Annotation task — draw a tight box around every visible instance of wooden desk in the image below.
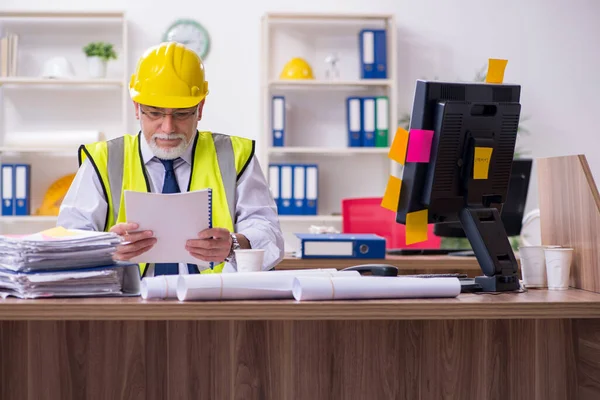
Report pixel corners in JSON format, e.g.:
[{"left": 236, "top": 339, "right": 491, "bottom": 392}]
[
  {"left": 277, "top": 254, "right": 507, "bottom": 277},
  {"left": 1, "top": 290, "right": 599, "bottom": 399}
]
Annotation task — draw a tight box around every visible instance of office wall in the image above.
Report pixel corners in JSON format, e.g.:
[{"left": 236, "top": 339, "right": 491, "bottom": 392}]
[{"left": 3, "top": 0, "right": 599, "bottom": 214}]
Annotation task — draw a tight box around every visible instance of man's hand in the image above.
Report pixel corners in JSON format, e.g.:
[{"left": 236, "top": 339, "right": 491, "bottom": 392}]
[
  {"left": 185, "top": 228, "right": 233, "bottom": 263},
  {"left": 110, "top": 222, "right": 156, "bottom": 261}
]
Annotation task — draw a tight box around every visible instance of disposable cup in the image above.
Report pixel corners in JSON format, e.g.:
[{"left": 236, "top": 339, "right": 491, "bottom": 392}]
[
  {"left": 518, "top": 246, "right": 547, "bottom": 287},
  {"left": 235, "top": 249, "right": 265, "bottom": 273},
  {"left": 544, "top": 247, "right": 574, "bottom": 290}
]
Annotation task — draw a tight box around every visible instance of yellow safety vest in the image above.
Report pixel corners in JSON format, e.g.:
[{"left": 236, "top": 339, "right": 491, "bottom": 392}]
[{"left": 78, "top": 131, "right": 255, "bottom": 276}]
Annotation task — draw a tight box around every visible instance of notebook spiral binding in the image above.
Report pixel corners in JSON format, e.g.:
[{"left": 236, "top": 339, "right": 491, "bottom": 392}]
[{"left": 207, "top": 188, "right": 214, "bottom": 270}]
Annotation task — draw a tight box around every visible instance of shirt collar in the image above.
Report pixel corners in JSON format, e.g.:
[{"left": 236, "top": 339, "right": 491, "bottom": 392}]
[{"left": 139, "top": 131, "right": 195, "bottom": 166}]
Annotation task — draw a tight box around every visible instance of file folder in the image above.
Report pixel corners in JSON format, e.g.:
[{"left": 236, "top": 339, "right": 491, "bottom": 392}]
[
  {"left": 362, "top": 97, "right": 376, "bottom": 147},
  {"left": 373, "top": 30, "right": 387, "bottom": 79},
  {"left": 295, "top": 233, "right": 386, "bottom": 259},
  {"left": 375, "top": 96, "right": 389, "bottom": 147},
  {"left": 359, "top": 29, "right": 387, "bottom": 79},
  {"left": 304, "top": 164, "right": 318, "bottom": 215},
  {"left": 346, "top": 97, "right": 362, "bottom": 147},
  {"left": 1, "top": 164, "right": 14, "bottom": 216},
  {"left": 272, "top": 96, "right": 285, "bottom": 147},
  {"left": 279, "top": 164, "right": 293, "bottom": 215},
  {"left": 14, "top": 164, "right": 31, "bottom": 215},
  {"left": 359, "top": 30, "right": 375, "bottom": 79},
  {"left": 268, "top": 164, "right": 280, "bottom": 213},
  {"left": 292, "top": 164, "right": 306, "bottom": 215}
]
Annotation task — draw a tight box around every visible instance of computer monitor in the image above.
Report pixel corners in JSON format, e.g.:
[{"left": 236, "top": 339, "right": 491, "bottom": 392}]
[
  {"left": 396, "top": 79, "right": 522, "bottom": 292},
  {"left": 434, "top": 158, "right": 532, "bottom": 238}
]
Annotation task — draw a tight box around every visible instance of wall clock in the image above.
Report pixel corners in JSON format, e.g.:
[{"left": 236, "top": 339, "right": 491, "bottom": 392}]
[{"left": 163, "top": 19, "right": 210, "bottom": 59}]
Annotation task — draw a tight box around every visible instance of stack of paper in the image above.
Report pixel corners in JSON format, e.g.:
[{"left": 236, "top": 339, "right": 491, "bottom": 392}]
[{"left": 0, "top": 226, "right": 140, "bottom": 299}]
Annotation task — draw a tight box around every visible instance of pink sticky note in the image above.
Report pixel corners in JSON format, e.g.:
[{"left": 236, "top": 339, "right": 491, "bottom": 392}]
[{"left": 406, "top": 129, "right": 434, "bottom": 162}]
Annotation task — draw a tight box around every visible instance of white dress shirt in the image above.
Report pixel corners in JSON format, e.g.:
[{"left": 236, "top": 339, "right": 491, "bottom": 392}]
[{"left": 57, "top": 133, "right": 285, "bottom": 274}]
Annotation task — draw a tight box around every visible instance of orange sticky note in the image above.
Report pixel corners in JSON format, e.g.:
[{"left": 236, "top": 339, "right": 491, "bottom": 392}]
[
  {"left": 486, "top": 59, "right": 508, "bottom": 84},
  {"left": 406, "top": 209, "right": 428, "bottom": 245},
  {"left": 473, "top": 147, "right": 493, "bottom": 179},
  {"left": 388, "top": 127, "right": 409, "bottom": 164},
  {"left": 381, "top": 176, "right": 402, "bottom": 212}
]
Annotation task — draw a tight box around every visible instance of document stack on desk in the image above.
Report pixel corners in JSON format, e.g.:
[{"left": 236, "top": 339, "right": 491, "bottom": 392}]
[{"left": 0, "top": 226, "right": 139, "bottom": 299}]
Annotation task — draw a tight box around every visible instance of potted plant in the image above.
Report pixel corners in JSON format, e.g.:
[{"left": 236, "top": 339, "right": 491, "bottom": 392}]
[{"left": 83, "top": 42, "right": 117, "bottom": 78}]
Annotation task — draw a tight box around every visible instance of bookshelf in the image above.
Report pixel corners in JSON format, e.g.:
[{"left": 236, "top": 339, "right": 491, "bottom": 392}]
[
  {"left": 0, "top": 10, "right": 128, "bottom": 234},
  {"left": 259, "top": 12, "right": 398, "bottom": 250}
]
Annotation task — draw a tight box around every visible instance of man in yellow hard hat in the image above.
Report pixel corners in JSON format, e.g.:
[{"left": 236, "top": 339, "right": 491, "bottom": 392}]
[{"left": 57, "top": 42, "right": 284, "bottom": 276}]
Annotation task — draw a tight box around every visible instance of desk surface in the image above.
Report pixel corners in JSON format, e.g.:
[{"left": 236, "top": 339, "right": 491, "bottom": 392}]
[
  {"left": 1, "top": 289, "right": 599, "bottom": 321},
  {"left": 278, "top": 254, "right": 485, "bottom": 271}
]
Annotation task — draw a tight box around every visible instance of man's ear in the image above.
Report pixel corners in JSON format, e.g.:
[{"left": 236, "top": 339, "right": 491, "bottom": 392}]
[
  {"left": 133, "top": 101, "right": 140, "bottom": 119},
  {"left": 197, "top": 99, "right": 205, "bottom": 121}
]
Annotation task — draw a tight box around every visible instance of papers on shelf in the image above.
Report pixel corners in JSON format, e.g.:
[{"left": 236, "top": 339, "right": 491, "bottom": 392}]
[{"left": 0, "top": 226, "right": 141, "bottom": 299}]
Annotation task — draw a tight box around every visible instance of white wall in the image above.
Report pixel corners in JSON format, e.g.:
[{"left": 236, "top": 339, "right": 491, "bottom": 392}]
[{"left": 3, "top": 0, "right": 600, "bottom": 217}]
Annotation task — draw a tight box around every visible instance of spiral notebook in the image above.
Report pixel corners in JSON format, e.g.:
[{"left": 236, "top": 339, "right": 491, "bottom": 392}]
[{"left": 124, "top": 189, "right": 212, "bottom": 267}]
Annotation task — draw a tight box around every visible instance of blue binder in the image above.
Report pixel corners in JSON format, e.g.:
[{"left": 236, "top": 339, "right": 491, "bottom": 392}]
[
  {"left": 14, "top": 164, "right": 31, "bottom": 215},
  {"left": 362, "top": 97, "right": 376, "bottom": 147},
  {"left": 304, "top": 164, "right": 318, "bottom": 215},
  {"left": 1, "top": 164, "right": 14, "bottom": 216},
  {"left": 292, "top": 164, "right": 306, "bottom": 215},
  {"left": 346, "top": 97, "right": 362, "bottom": 147},
  {"left": 295, "top": 233, "right": 386, "bottom": 259},
  {"left": 359, "top": 29, "right": 387, "bottom": 79},
  {"left": 272, "top": 96, "right": 285, "bottom": 147},
  {"left": 278, "top": 164, "right": 293, "bottom": 215},
  {"left": 268, "top": 164, "right": 280, "bottom": 213}
]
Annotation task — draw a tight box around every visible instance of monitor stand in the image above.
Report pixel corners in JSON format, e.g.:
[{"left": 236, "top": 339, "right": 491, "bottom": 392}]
[{"left": 458, "top": 207, "right": 521, "bottom": 292}]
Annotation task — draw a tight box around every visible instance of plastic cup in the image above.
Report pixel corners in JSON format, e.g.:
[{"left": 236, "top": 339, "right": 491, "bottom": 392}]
[
  {"left": 518, "top": 246, "right": 547, "bottom": 288},
  {"left": 544, "top": 247, "right": 574, "bottom": 290},
  {"left": 235, "top": 249, "right": 265, "bottom": 273}
]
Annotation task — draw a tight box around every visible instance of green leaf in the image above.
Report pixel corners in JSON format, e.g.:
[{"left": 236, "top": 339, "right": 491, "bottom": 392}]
[{"left": 83, "top": 42, "right": 118, "bottom": 61}]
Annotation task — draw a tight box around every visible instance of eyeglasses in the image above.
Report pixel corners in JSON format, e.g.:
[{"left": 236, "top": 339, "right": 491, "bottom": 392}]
[{"left": 140, "top": 107, "right": 197, "bottom": 121}]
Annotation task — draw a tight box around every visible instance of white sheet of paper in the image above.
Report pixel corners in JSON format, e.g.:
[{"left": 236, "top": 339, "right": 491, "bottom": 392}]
[{"left": 124, "top": 189, "right": 212, "bottom": 266}]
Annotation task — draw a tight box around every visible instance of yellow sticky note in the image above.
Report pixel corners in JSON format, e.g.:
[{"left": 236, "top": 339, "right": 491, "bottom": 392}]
[
  {"left": 486, "top": 59, "right": 508, "bottom": 84},
  {"left": 39, "top": 226, "right": 76, "bottom": 238},
  {"left": 381, "top": 176, "right": 402, "bottom": 212},
  {"left": 388, "top": 127, "right": 409, "bottom": 164},
  {"left": 406, "top": 209, "right": 428, "bottom": 245},
  {"left": 474, "top": 147, "right": 493, "bottom": 179}
]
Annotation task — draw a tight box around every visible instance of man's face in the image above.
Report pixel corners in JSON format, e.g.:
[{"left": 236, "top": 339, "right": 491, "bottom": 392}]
[{"left": 135, "top": 101, "right": 204, "bottom": 160}]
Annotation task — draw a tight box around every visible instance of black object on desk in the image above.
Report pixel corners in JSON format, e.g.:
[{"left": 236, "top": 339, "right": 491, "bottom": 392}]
[
  {"left": 342, "top": 264, "right": 399, "bottom": 276},
  {"left": 395, "top": 80, "right": 523, "bottom": 293}
]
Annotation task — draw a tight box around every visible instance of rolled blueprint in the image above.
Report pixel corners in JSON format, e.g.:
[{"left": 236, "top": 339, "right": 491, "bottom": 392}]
[
  {"left": 292, "top": 276, "right": 461, "bottom": 301},
  {"left": 176, "top": 269, "right": 360, "bottom": 301},
  {"left": 140, "top": 275, "right": 179, "bottom": 300}
]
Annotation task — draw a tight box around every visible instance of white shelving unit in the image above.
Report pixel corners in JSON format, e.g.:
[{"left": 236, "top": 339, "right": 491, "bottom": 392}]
[
  {"left": 260, "top": 12, "right": 398, "bottom": 250},
  {"left": 0, "top": 10, "right": 128, "bottom": 234}
]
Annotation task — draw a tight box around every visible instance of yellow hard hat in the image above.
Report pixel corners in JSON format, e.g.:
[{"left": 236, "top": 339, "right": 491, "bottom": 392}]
[
  {"left": 279, "top": 57, "right": 314, "bottom": 80},
  {"left": 129, "top": 41, "right": 209, "bottom": 109}
]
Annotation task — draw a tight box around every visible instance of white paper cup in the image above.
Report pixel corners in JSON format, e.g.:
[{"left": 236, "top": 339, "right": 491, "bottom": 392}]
[
  {"left": 544, "top": 247, "right": 574, "bottom": 290},
  {"left": 518, "top": 246, "right": 547, "bottom": 287},
  {"left": 235, "top": 249, "right": 265, "bottom": 272}
]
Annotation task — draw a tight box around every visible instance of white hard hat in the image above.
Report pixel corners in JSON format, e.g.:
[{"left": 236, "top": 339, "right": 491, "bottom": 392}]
[{"left": 41, "top": 57, "right": 75, "bottom": 79}]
